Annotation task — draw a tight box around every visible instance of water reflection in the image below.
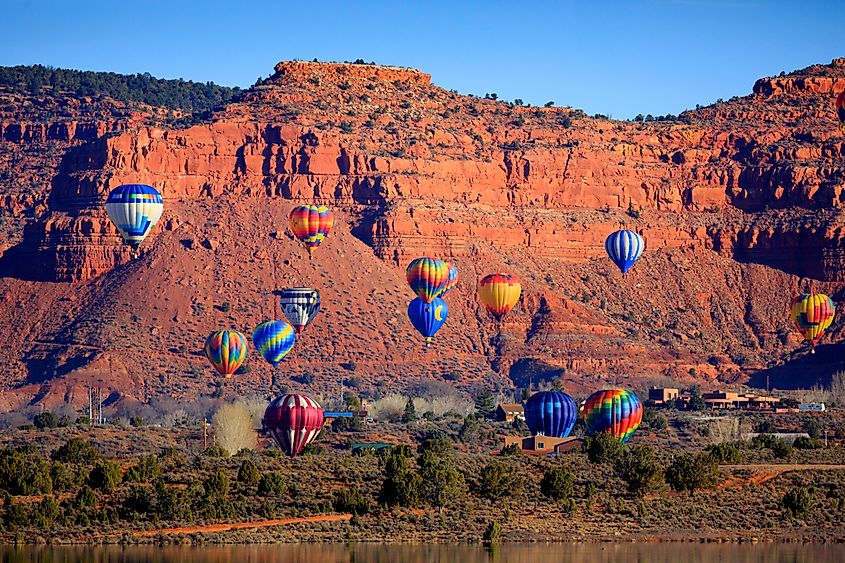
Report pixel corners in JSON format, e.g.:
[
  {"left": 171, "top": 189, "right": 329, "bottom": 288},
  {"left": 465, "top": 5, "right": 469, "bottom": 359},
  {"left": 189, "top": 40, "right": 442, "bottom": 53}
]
[{"left": 2, "top": 543, "right": 844, "bottom": 563}]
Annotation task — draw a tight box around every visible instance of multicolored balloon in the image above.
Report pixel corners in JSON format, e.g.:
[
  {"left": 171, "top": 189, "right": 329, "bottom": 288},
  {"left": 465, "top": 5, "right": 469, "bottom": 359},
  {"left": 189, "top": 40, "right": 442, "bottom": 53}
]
[
  {"left": 280, "top": 288, "right": 320, "bottom": 333},
  {"left": 204, "top": 330, "right": 248, "bottom": 379},
  {"left": 791, "top": 293, "right": 835, "bottom": 352},
  {"left": 439, "top": 265, "right": 459, "bottom": 297},
  {"left": 408, "top": 297, "right": 448, "bottom": 347},
  {"left": 263, "top": 393, "right": 325, "bottom": 457},
  {"left": 252, "top": 320, "right": 296, "bottom": 367},
  {"left": 406, "top": 257, "right": 450, "bottom": 303},
  {"left": 583, "top": 388, "right": 643, "bottom": 443},
  {"left": 289, "top": 205, "right": 333, "bottom": 257},
  {"left": 105, "top": 184, "right": 164, "bottom": 255},
  {"left": 837, "top": 90, "right": 845, "bottom": 131},
  {"left": 478, "top": 273, "right": 521, "bottom": 319},
  {"left": 524, "top": 391, "right": 577, "bottom": 438},
  {"left": 605, "top": 229, "right": 644, "bottom": 274}
]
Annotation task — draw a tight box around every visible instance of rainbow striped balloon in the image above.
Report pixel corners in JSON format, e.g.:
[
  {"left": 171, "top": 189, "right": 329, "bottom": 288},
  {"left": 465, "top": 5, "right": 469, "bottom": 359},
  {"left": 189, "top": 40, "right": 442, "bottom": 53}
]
[
  {"left": 252, "top": 320, "right": 296, "bottom": 367},
  {"left": 406, "top": 257, "right": 450, "bottom": 303},
  {"left": 289, "top": 205, "right": 334, "bottom": 255},
  {"left": 204, "top": 330, "right": 248, "bottom": 379},
  {"left": 583, "top": 388, "right": 643, "bottom": 443},
  {"left": 439, "top": 265, "right": 459, "bottom": 297},
  {"left": 791, "top": 293, "right": 835, "bottom": 350}
]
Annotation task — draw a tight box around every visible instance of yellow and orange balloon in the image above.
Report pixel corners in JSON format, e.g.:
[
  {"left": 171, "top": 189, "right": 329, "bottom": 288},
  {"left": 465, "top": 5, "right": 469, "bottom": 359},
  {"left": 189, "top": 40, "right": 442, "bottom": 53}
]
[
  {"left": 478, "top": 273, "right": 522, "bottom": 319},
  {"left": 790, "top": 293, "right": 835, "bottom": 352}
]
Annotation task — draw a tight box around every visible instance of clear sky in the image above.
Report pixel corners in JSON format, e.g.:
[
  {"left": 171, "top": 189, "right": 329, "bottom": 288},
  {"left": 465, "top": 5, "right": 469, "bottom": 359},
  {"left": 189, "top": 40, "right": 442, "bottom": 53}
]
[{"left": 2, "top": 0, "right": 843, "bottom": 118}]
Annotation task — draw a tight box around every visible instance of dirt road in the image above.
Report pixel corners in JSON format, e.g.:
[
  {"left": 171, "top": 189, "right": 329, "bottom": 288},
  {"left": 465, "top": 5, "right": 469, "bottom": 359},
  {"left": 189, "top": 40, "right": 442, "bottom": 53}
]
[{"left": 132, "top": 513, "right": 352, "bottom": 537}]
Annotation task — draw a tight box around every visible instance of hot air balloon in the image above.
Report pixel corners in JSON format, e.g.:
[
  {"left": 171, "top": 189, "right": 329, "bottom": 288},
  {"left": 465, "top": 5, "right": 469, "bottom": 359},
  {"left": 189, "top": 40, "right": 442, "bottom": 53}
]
[
  {"left": 252, "top": 321, "right": 296, "bottom": 367},
  {"left": 837, "top": 90, "right": 845, "bottom": 131},
  {"left": 406, "top": 257, "right": 450, "bottom": 302},
  {"left": 524, "top": 390, "right": 578, "bottom": 438},
  {"left": 279, "top": 288, "right": 320, "bottom": 333},
  {"left": 408, "top": 297, "right": 448, "bottom": 347},
  {"left": 439, "top": 265, "right": 459, "bottom": 297},
  {"left": 605, "top": 229, "right": 644, "bottom": 274},
  {"left": 791, "top": 293, "right": 835, "bottom": 353},
  {"left": 289, "top": 204, "right": 334, "bottom": 258},
  {"left": 583, "top": 389, "right": 643, "bottom": 443},
  {"left": 263, "top": 393, "right": 325, "bottom": 457},
  {"left": 105, "top": 184, "right": 164, "bottom": 257},
  {"left": 204, "top": 330, "right": 248, "bottom": 379},
  {"left": 478, "top": 273, "right": 521, "bottom": 319}
]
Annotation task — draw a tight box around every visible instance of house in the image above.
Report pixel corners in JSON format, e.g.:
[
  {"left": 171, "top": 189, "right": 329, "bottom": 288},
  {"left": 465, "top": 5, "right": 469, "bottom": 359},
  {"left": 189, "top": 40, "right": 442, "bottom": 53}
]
[
  {"left": 496, "top": 403, "right": 525, "bottom": 422},
  {"left": 503, "top": 434, "right": 582, "bottom": 454},
  {"left": 702, "top": 392, "right": 781, "bottom": 410},
  {"left": 647, "top": 387, "right": 680, "bottom": 405}
]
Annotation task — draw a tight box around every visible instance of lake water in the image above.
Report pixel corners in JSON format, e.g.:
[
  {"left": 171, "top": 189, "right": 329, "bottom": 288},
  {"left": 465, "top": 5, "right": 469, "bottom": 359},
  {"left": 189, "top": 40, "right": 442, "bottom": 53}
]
[{"left": 2, "top": 543, "right": 844, "bottom": 563}]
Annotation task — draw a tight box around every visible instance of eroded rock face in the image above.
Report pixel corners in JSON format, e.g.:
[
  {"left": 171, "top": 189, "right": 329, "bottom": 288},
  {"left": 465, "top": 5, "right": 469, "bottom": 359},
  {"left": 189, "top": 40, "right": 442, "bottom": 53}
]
[{"left": 1, "top": 59, "right": 845, "bottom": 409}]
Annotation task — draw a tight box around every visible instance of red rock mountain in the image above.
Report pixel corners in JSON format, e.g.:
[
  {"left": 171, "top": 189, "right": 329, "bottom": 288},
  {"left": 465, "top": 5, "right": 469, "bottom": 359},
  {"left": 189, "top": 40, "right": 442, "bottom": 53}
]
[{"left": 1, "top": 59, "right": 845, "bottom": 412}]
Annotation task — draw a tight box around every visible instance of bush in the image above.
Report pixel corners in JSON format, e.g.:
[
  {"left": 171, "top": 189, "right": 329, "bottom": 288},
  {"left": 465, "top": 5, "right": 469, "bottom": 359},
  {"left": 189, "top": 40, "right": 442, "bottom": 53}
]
[
  {"left": 32, "top": 496, "right": 60, "bottom": 528},
  {"left": 641, "top": 408, "right": 667, "bottom": 431},
  {"left": 665, "top": 453, "right": 719, "bottom": 494},
  {"left": 378, "top": 448, "right": 421, "bottom": 508},
  {"left": 483, "top": 520, "right": 501, "bottom": 544},
  {"left": 88, "top": 462, "right": 122, "bottom": 493},
  {"left": 33, "top": 411, "right": 59, "bottom": 429},
  {"left": 123, "top": 455, "right": 162, "bottom": 483},
  {"left": 418, "top": 440, "right": 465, "bottom": 508},
  {"left": 203, "top": 445, "right": 229, "bottom": 458},
  {"left": 615, "top": 445, "right": 665, "bottom": 496},
  {"left": 793, "top": 436, "right": 824, "bottom": 450},
  {"left": 258, "top": 472, "right": 287, "bottom": 497},
  {"left": 212, "top": 402, "right": 257, "bottom": 455},
  {"left": 333, "top": 487, "right": 371, "bottom": 515},
  {"left": 706, "top": 442, "right": 744, "bottom": 464},
  {"left": 51, "top": 438, "right": 100, "bottom": 464},
  {"left": 74, "top": 486, "right": 97, "bottom": 509},
  {"left": 783, "top": 486, "right": 814, "bottom": 518},
  {"left": 51, "top": 461, "right": 83, "bottom": 491},
  {"left": 122, "top": 484, "right": 156, "bottom": 516},
  {"left": 0, "top": 449, "right": 53, "bottom": 495},
  {"left": 237, "top": 459, "right": 260, "bottom": 485},
  {"left": 478, "top": 462, "right": 523, "bottom": 501},
  {"left": 583, "top": 432, "right": 626, "bottom": 465},
  {"left": 540, "top": 467, "right": 574, "bottom": 501},
  {"left": 203, "top": 470, "right": 230, "bottom": 499}
]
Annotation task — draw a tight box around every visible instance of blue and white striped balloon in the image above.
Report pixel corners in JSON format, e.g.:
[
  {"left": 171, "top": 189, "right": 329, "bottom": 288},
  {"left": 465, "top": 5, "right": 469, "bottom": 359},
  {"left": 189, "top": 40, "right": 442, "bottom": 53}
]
[
  {"left": 605, "top": 229, "right": 644, "bottom": 274},
  {"left": 105, "top": 184, "right": 164, "bottom": 250}
]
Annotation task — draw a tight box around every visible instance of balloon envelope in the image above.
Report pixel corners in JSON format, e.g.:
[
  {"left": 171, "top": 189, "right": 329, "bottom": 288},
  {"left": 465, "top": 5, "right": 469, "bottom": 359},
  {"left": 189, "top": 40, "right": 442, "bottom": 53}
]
[
  {"left": 439, "top": 265, "right": 459, "bottom": 297},
  {"left": 252, "top": 321, "right": 296, "bottom": 367},
  {"left": 791, "top": 293, "right": 835, "bottom": 348},
  {"left": 478, "top": 273, "right": 521, "bottom": 318},
  {"left": 203, "top": 330, "right": 248, "bottom": 378},
  {"left": 408, "top": 297, "right": 448, "bottom": 343},
  {"left": 605, "top": 229, "right": 644, "bottom": 274},
  {"left": 280, "top": 288, "right": 320, "bottom": 333},
  {"left": 105, "top": 184, "right": 164, "bottom": 249},
  {"left": 289, "top": 205, "right": 333, "bottom": 254},
  {"left": 524, "top": 391, "right": 577, "bottom": 438},
  {"left": 837, "top": 90, "right": 845, "bottom": 130},
  {"left": 263, "top": 393, "right": 324, "bottom": 457},
  {"left": 406, "top": 257, "right": 450, "bottom": 302},
  {"left": 583, "top": 388, "right": 643, "bottom": 443}
]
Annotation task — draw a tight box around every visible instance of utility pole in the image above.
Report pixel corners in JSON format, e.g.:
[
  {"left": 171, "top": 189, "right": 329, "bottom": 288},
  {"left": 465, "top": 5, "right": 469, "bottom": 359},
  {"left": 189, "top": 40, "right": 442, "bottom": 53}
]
[{"left": 203, "top": 417, "right": 208, "bottom": 450}]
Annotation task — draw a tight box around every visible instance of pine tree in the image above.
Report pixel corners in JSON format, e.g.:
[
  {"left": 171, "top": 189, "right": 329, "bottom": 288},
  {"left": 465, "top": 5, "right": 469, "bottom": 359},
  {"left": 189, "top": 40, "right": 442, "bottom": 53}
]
[
  {"left": 474, "top": 389, "right": 496, "bottom": 419},
  {"left": 402, "top": 398, "right": 417, "bottom": 423}
]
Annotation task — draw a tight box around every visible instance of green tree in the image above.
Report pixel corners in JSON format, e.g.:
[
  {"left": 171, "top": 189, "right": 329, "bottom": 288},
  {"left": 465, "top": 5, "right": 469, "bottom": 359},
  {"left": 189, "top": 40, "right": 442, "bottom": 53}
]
[
  {"left": 459, "top": 416, "right": 482, "bottom": 445},
  {"left": 237, "top": 459, "right": 260, "bottom": 485},
  {"left": 258, "top": 472, "right": 287, "bottom": 497},
  {"left": 706, "top": 442, "right": 743, "bottom": 464},
  {"left": 32, "top": 496, "right": 60, "bottom": 528},
  {"left": 783, "top": 486, "right": 814, "bottom": 518},
  {"left": 51, "top": 438, "right": 101, "bottom": 464},
  {"left": 378, "top": 447, "right": 421, "bottom": 508},
  {"left": 689, "top": 387, "right": 705, "bottom": 411},
  {"left": 474, "top": 389, "right": 496, "bottom": 419},
  {"left": 74, "top": 485, "right": 97, "bottom": 509},
  {"left": 793, "top": 436, "right": 824, "bottom": 449},
  {"left": 665, "top": 453, "right": 719, "bottom": 494},
  {"left": 483, "top": 520, "right": 501, "bottom": 543},
  {"left": 333, "top": 487, "right": 371, "bottom": 515},
  {"left": 539, "top": 467, "right": 574, "bottom": 501},
  {"left": 803, "top": 419, "right": 824, "bottom": 440},
  {"left": 583, "top": 431, "right": 626, "bottom": 464},
  {"left": 203, "top": 469, "right": 230, "bottom": 499},
  {"left": 615, "top": 445, "right": 665, "bottom": 496},
  {"left": 417, "top": 439, "right": 465, "bottom": 508},
  {"left": 123, "top": 455, "right": 161, "bottom": 483},
  {"left": 51, "top": 461, "right": 83, "bottom": 491},
  {"left": 402, "top": 398, "right": 418, "bottom": 423},
  {"left": 33, "top": 411, "right": 58, "bottom": 429},
  {"left": 88, "top": 462, "right": 122, "bottom": 493},
  {"left": 478, "top": 462, "right": 524, "bottom": 501}
]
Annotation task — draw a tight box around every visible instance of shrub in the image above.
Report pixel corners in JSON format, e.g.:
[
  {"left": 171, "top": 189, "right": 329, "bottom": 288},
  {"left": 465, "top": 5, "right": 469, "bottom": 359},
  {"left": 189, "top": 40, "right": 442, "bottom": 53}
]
[
  {"left": 706, "top": 442, "right": 744, "bottom": 464},
  {"left": 483, "top": 520, "right": 501, "bottom": 543},
  {"left": 51, "top": 438, "right": 100, "bottom": 464},
  {"left": 793, "top": 436, "right": 824, "bottom": 450},
  {"left": 641, "top": 408, "right": 667, "bottom": 431},
  {"left": 74, "top": 486, "right": 97, "bottom": 509},
  {"left": 333, "top": 487, "right": 371, "bottom": 515},
  {"left": 203, "top": 470, "right": 230, "bottom": 499},
  {"left": 418, "top": 440, "right": 465, "bottom": 508},
  {"left": 378, "top": 447, "right": 421, "bottom": 507},
  {"left": 33, "top": 411, "right": 58, "bottom": 429},
  {"left": 122, "top": 484, "right": 156, "bottom": 516},
  {"left": 0, "top": 449, "right": 53, "bottom": 495},
  {"left": 123, "top": 455, "right": 162, "bottom": 483},
  {"left": 783, "top": 486, "right": 814, "bottom": 518},
  {"left": 88, "top": 462, "right": 122, "bottom": 493},
  {"left": 237, "top": 459, "right": 260, "bottom": 485},
  {"left": 583, "top": 431, "right": 626, "bottom": 465},
  {"left": 212, "top": 402, "right": 257, "bottom": 455},
  {"left": 478, "top": 462, "right": 523, "bottom": 501},
  {"left": 615, "top": 445, "right": 665, "bottom": 496},
  {"left": 540, "top": 467, "right": 574, "bottom": 501},
  {"left": 665, "top": 453, "right": 719, "bottom": 494},
  {"left": 32, "top": 496, "right": 60, "bottom": 528},
  {"left": 258, "top": 472, "right": 287, "bottom": 497},
  {"left": 203, "top": 445, "right": 229, "bottom": 458},
  {"left": 51, "top": 461, "right": 83, "bottom": 491}
]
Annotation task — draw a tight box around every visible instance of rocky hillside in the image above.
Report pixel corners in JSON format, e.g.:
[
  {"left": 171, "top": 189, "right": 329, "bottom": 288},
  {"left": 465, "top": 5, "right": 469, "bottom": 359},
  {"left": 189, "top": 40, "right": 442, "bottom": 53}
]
[{"left": 1, "top": 59, "right": 844, "bottom": 412}]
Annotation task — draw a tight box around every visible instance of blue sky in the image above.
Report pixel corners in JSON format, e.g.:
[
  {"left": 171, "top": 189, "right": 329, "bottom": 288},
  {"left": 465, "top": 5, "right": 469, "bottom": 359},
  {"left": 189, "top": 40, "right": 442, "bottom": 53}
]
[{"left": 2, "top": 0, "right": 843, "bottom": 118}]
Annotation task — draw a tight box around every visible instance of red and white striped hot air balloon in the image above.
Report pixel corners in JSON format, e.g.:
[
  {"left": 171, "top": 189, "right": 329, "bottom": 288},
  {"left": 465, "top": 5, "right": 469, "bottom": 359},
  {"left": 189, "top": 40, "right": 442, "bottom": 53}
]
[{"left": 263, "top": 393, "right": 324, "bottom": 457}]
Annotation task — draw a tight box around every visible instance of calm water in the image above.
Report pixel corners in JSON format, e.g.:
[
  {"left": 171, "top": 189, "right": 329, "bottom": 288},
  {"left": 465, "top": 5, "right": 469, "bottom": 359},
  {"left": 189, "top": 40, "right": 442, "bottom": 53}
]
[{"left": 1, "top": 544, "right": 843, "bottom": 563}]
